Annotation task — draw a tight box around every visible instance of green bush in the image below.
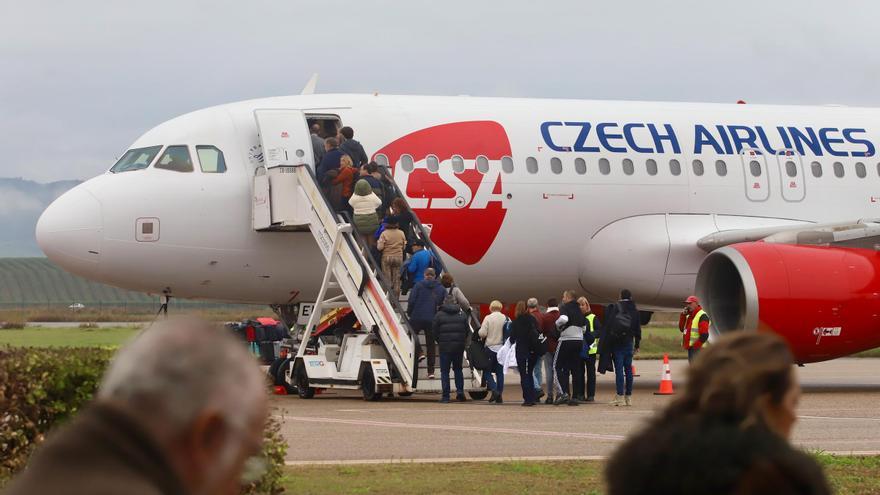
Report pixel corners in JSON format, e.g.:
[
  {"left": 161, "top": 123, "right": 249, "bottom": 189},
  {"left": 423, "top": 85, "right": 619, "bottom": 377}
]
[{"left": 0, "top": 346, "right": 286, "bottom": 493}]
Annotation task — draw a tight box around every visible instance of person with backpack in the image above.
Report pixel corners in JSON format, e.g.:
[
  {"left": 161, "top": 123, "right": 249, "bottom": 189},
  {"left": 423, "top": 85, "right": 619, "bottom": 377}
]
[
  {"left": 509, "top": 301, "right": 542, "bottom": 407},
  {"left": 439, "top": 273, "right": 471, "bottom": 314},
  {"left": 478, "top": 300, "right": 507, "bottom": 404},
  {"left": 539, "top": 299, "right": 560, "bottom": 404},
  {"left": 553, "top": 290, "right": 586, "bottom": 406},
  {"left": 604, "top": 289, "right": 642, "bottom": 407},
  {"left": 432, "top": 303, "right": 470, "bottom": 403},
  {"left": 406, "top": 268, "right": 446, "bottom": 379},
  {"left": 407, "top": 240, "right": 436, "bottom": 284}
]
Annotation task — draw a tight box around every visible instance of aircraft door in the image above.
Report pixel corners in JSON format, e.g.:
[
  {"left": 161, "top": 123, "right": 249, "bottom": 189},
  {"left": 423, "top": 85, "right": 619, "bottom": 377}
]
[
  {"left": 776, "top": 149, "right": 805, "bottom": 202},
  {"left": 740, "top": 148, "right": 770, "bottom": 202},
  {"left": 254, "top": 109, "right": 314, "bottom": 169}
]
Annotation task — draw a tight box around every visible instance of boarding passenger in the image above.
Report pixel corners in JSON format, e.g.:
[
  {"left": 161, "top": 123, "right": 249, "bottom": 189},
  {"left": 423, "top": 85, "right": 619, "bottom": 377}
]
[
  {"left": 432, "top": 303, "right": 469, "bottom": 403},
  {"left": 478, "top": 300, "right": 507, "bottom": 404},
  {"left": 554, "top": 290, "right": 585, "bottom": 406},
  {"left": 317, "top": 137, "right": 345, "bottom": 183},
  {"left": 407, "top": 268, "right": 446, "bottom": 379},
  {"left": 539, "top": 299, "right": 560, "bottom": 404},
  {"left": 387, "top": 197, "right": 414, "bottom": 241},
  {"left": 338, "top": 126, "right": 369, "bottom": 168},
  {"left": 359, "top": 162, "right": 386, "bottom": 211},
  {"left": 604, "top": 289, "right": 641, "bottom": 406},
  {"left": 407, "top": 240, "right": 435, "bottom": 284},
  {"left": 332, "top": 154, "right": 356, "bottom": 212},
  {"left": 377, "top": 220, "right": 406, "bottom": 299},
  {"left": 3, "top": 318, "right": 268, "bottom": 495},
  {"left": 311, "top": 123, "right": 326, "bottom": 165},
  {"left": 440, "top": 273, "right": 471, "bottom": 314},
  {"left": 679, "top": 295, "right": 710, "bottom": 363},
  {"left": 605, "top": 332, "right": 831, "bottom": 495},
  {"left": 349, "top": 179, "right": 382, "bottom": 249},
  {"left": 510, "top": 301, "right": 541, "bottom": 406},
  {"left": 526, "top": 298, "right": 546, "bottom": 401},
  {"left": 578, "top": 297, "right": 602, "bottom": 402}
]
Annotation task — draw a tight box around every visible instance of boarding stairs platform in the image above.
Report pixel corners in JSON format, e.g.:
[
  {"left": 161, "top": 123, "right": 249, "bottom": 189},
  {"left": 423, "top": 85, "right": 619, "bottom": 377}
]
[{"left": 251, "top": 109, "right": 485, "bottom": 400}]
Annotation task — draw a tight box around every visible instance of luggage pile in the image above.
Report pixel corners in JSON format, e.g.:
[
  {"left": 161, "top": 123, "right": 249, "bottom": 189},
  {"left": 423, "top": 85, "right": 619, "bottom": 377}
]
[{"left": 226, "top": 317, "right": 291, "bottom": 364}]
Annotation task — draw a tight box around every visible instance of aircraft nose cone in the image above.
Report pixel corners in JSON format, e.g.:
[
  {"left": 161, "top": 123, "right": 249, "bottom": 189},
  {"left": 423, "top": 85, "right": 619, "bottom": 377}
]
[{"left": 36, "top": 185, "right": 103, "bottom": 273}]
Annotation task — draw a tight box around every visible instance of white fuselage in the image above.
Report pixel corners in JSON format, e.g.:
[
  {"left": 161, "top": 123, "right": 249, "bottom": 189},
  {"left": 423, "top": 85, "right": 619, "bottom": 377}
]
[{"left": 36, "top": 94, "right": 880, "bottom": 310}]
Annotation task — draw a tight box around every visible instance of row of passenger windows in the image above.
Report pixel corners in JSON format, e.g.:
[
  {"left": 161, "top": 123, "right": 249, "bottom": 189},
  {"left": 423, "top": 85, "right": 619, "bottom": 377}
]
[
  {"left": 110, "top": 145, "right": 227, "bottom": 174},
  {"left": 377, "top": 152, "right": 878, "bottom": 180}
]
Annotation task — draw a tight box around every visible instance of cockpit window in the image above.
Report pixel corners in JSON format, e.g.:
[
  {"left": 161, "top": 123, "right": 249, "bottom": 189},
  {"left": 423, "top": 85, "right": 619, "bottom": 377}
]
[
  {"left": 154, "top": 145, "right": 194, "bottom": 173},
  {"left": 196, "top": 145, "right": 227, "bottom": 173},
  {"left": 110, "top": 146, "right": 162, "bottom": 173}
]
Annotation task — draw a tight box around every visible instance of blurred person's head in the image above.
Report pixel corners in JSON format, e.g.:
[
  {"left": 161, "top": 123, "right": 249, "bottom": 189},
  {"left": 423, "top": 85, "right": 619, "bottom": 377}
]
[
  {"left": 562, "top": 290, "right": 577, "bottom": 303},
  {"left": 423, "top": 268, "right": 436, "bottom": 280},
  {"left": 673, "top": 331, "right": 799, "bottom": 438},
  {"left": 620, "top": 289, "right": 632, "bottom": 301},
  {"left": 310, "top": 123, "right": 321, "bottom": 135},
  {"left": 99, "top": 318, "right": 268, "bottom": 495},
  {"left": 514, "top": 300, "right": 527, "bottom": 318},
  {"left": 546, "top": 298, "right": 558, "bottom": 309},
  {"left": 526, "top": 298, "right": 539, "bottom": 310},
  {"left": 340, "top": 155, "right": 353, "bottom": 169},
  {"left": 339, "top": 126, "right": 354, "bottom": 140},
  {"left": 440, "top": 272, "right": 454, "bottom": 288},
  {"left": 324, "top": 137, "right": 338, "bottom": 151},
  {"left": 391, "top": 197, "right": 408, "bottom": 215},
  {"left": 489, "top": 300, "right": 503, "bottom": 313}
]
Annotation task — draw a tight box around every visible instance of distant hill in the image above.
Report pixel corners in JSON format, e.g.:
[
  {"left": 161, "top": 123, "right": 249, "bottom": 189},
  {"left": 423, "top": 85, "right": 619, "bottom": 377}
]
[{"left": 0, "top": 178, "right": 82, "bottom": 257}]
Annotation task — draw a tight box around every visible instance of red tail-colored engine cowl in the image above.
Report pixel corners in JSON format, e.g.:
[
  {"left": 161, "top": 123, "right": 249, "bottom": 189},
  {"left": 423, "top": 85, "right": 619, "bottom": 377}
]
[{"left": 696, "top": 242, "right": 880, "bottom": 363}]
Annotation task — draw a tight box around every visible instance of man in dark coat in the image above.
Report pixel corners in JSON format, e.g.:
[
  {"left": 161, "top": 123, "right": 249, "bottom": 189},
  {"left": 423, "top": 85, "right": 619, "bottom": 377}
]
[
  {"left": 3, "top": 318, "right": 268, "bottom": 495},
  {"left": 407, "top": 267, "right": 446, "bottom": 378},
  {"left": 317, "top": 137, "right": 346, "bottom": 183},
  {"left": 603, "top": 289, "right": 642, "bottom": 407},
  {"left": 338, "top": 126, "right": 369, "bottom": 167},
  {"left": 432, "top": 304, "right": 470, "bottom": 402}
]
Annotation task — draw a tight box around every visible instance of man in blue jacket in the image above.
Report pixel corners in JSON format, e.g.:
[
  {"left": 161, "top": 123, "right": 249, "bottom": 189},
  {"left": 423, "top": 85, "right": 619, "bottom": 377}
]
[
  {"left": 316, "top": 137, "right": 346, "bottom": 184},
  {"left": 406, "top": 267, "right": 446, "bottom": 379},
  {"left": 407, "top": 241, "right": 435, "bottom": 284}
]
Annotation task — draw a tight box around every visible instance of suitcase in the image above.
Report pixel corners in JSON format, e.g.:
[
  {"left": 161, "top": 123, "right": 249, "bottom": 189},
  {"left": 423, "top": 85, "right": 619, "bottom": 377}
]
[{"left": 258, "top": 341, "right": 277, "bottom": 364}]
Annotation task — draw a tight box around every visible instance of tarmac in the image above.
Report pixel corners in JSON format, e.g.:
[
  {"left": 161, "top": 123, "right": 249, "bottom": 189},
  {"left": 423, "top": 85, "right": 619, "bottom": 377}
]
[{"left": 272, "top": 358, "right": 880, "bottom": 465}]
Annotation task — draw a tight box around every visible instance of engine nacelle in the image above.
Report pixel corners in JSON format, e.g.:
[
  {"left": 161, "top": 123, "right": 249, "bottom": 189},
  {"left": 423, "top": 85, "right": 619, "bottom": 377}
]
[{"left": 696, "top": 242, "right": 880, "bottom": 363}]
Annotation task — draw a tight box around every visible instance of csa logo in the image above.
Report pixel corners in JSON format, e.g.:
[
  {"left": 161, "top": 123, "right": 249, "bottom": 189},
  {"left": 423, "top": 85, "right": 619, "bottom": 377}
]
[{"left": 374, "top": 121, "right": 511, "bottom": 265}]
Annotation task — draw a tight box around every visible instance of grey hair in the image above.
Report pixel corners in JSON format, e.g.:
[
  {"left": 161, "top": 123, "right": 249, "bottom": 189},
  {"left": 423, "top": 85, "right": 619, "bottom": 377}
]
[
  {"left": 98, "top": 318, "right": 266, "bottom": 434},
  {"left": 526, "top": 298, "right": 539, "bottom": 308}
]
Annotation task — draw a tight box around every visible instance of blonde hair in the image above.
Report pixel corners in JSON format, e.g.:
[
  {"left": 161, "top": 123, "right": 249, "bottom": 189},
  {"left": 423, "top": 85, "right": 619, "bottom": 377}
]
[
  {"left": 489, "top": 300, "right": 503, "bottom": 312},
  {"left": 340, "top": 155, "right": 353, "bottom": 168}
]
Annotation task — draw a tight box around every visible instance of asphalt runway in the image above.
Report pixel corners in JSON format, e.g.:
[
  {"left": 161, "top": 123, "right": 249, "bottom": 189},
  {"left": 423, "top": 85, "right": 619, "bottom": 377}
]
[{"left": 272, "top": 358, "right": 880, "bottom": 464}]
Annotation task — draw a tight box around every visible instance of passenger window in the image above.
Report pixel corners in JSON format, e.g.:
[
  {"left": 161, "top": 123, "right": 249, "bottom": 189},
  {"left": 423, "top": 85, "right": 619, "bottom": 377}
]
[
  {"left": 856, "top": 162, "right": 867, "bottom": 178},
  {"left": 526, "top": 157, "right": 539, "bottom": 174},
  {"left": 692, "top": 159, "right": 704, "bottom": 176},
  {"left": 155, "top": 145, "right": 193, "bottom": 173},
  {"left": 426, "top": 155, "right": 440, "bottom": 173},
  {"left": 785, "top": 161, "right": 797, "bottom": 178},
  {"left": 622, "top": 158, "right": 634, "bottom": 176},
  {"left": 452, "top": 155, "right": 466, "bottom": 174},
  {"left": 501, "top": 156, "right": 514, "bottom": 174},
  {"left": 646, "top": 159, "right": 658, "bottom": 176},
  {"left": 669, "top": 159, "right": 682, "bottom": 176},
  {"left": 715, "top": 160, "right": 727, "bottom": 176},
  {"left": 110, "top": 145, "right": 162, "bottom": 173},
  {"left": 550, "top": 157, "right": 563, "bottom": 174},
  {"left": 574, "top": 158, "right": 587, "bottom": 175},
  {"left": 749, "top": 160, "right": 762, "bottom": 177},
  {"left": 375, "top": 154, "right": 389, "bottom": 167},
  {"left": 401, "top": 154, "right": 414, "bottom": 172},
  {"left": 833, "top": 162, "right": 844, "bottom": 178},
  {"left": 599, "top": 158, "right": 611, "bottom": 175},
  {"left": 196, "top": 146, "right": 226, "bottom": 173},
  {"left": 811, "top": 161, "right": 823, "bottom": 178}
]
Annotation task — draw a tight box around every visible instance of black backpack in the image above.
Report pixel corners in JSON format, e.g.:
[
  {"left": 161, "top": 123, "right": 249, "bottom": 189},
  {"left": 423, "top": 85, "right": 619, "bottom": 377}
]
[{"left": 608, "top": 304, "right": 633, "bottom": 342}]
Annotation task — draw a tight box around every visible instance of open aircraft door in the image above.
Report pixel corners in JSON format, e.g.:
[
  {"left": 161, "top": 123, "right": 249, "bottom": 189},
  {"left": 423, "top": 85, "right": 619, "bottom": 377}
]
[
  {"left": 776, "top": 149, "right": 805, "bottom": 202},
  {"left": 740, "top": 148, "right": 770, "bottom": 202},
  {"left": 254, "top": 109, "right": 314, "bottom": 170}
]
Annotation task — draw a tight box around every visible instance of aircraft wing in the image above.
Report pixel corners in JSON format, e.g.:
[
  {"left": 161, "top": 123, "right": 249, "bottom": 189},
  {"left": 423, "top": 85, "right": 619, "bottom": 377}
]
[{"left": 697, "top": 219, "right": 880, "bottom": 252}]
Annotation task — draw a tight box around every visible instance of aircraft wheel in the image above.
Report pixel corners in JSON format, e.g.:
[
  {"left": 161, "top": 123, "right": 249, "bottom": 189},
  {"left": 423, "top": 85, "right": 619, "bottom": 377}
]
[
  {"left": 468, "top": 390, "right": 489, "bottom": 401},
  {"left": 274, "top": 358, "right": 298, "bottom": 394}
]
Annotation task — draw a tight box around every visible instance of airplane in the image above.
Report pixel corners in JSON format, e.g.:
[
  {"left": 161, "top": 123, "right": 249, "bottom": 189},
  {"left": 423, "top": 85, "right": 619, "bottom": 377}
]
[{"left": 35, "top": 91, "right": 880, "bottom": 365}]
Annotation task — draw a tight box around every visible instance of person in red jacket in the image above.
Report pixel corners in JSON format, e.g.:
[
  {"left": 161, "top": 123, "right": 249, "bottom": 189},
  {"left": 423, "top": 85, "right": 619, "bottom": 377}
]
[{"left": 679, "top": 295, "right": 710, "bottom": 363}]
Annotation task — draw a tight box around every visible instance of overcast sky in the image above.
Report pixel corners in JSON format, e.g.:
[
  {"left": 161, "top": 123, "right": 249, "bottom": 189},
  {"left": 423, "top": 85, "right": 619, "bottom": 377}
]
[{"left": 2, "top": 0, "right": 879, "bottom": 182}]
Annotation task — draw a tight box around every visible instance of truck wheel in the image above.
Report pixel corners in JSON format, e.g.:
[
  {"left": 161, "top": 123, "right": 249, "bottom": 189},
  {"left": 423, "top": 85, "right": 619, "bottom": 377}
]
[
  {"left": 294, "top": 361, "right": 315, "bottom": 399},
  {"left": 468, "top": 390, "right": 489, "bottom": 401},
  {"left": 275, "top": 358, "right": 297, "bottom": 394},
  {"left": 361, "top": 367, "right": 382, "bottom": 401}
]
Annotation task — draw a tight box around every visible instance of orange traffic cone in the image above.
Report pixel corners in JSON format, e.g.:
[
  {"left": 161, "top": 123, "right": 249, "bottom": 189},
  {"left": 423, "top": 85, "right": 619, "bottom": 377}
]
[
  {"left": 632, "top": 364, "right": 640, "bottom": 377},
  {"left": 654, "top": 353, "right": 674, "bottom": 395}
]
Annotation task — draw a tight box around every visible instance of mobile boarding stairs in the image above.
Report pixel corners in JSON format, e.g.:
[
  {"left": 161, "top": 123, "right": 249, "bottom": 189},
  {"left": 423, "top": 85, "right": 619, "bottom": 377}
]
[{"left": 251, "top": 109, "right": 487, "bottom": 400}]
